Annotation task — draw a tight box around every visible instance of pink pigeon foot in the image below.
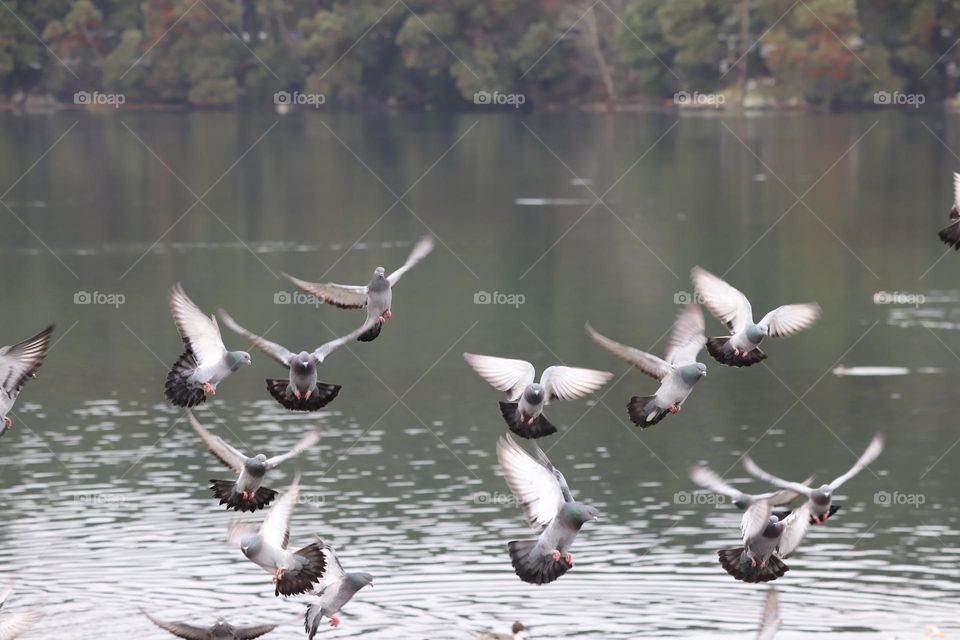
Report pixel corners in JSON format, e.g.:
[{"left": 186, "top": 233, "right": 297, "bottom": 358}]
[
  {"left": 384, "top": 310, "right": 392, "bottom": 320},
  {"left": 203, "top": 383, "right": 216, "bottom": 395},
  {"left": 3, "top": 417, "right": 11, "bottom": 428},
  {"left": 378, "top": 316, "right": 385, "bottom": 324},
  {"left": 329, "top": 616, "right": 340, "bottom": 628},
  {"left": 304, "top": 388, "right": 313, "bottom": 400},
  {"left": 294, "top": 388, "right": 302, "bottom": 400},
  {"left": 272, "top": 568, "right": 285, "bottom": 583},
  {"left": 564, "top": 553, "right": 573, "bottom": 565},
  {"left": 551, "top": 550, "right": 562, "bottom": 562},
  {"left": 670, "top": 404, "right": 681, "bottom": 414}
]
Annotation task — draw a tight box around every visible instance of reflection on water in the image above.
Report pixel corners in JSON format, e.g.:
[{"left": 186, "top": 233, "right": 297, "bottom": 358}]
[{"left": 0, "top": 111, "right": 959, "bottom": 638}]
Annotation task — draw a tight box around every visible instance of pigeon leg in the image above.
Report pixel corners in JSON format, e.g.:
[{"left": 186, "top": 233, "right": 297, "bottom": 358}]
[
  {"left": 3, "top": 416, "right": 11, "bottom": 428},
  {"left": 670, "top": 403, "right": 681, "bottom": 414},
  {"left": 527, "top": 415, "right": 535, "bottom": 425},
  {"left": 551, "top": 550, "right": 562, "bottom": 562},
  {"left": 821, "top": 511, "right": 830, "bottom": 523},
  {"left": 564, "top": 552, "right": 573, "bottom": 565},
  {"left": 293, "top": 388, "right": 302, "bottom": 400},
  {"left": 203, "top": 383, "right": 216, "bottom": 395},
  {"left": 304, "top": 388, "right": 313, "bottom": 400},
  {"left": 329, "top": 616, "right": 340, "bottom": 628},
  {"left": 378, "top": 315, "right": 385, "bottom": 324},
  {"left": 384, "top": 310, "right": 392, "bottom": 320},
  {"left": 272, "top": 567, "right": 285, "bottom": 583},
  {"left": 750, "top": 557, "right": 757, "bottom": 568}
]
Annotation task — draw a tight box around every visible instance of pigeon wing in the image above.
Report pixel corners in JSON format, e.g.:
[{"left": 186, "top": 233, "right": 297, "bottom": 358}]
[
  {"left": 665, "top": 305, "right": 707, "bottom": 366},
  {"left": 266, "top": 429, "right": 322, "bottom": 469},
  {"left": 312, "top": 322, "right": 368, "bottom": 362},
  {"left": 235, "top": 623, "right": 280, "bottom": 640},
  {"left": 742, "top": 456, "right": 814, "bottom": 497},
  {"left": 315, "top": 539, "right": 347, "bottom": 594},
  {"left": 261, "top": 476, "right": 300, "bottom": 549},
  {"left": 217, "top": 310, "right": 292, "bottom": 367},
  {"left": 829, "top": 434, "right": 884, "bottom": 490},
  {"left": 691, "top": 266, "right": 753, "bottom": 334},
  {"left": 689, "top": 465, "right": 742, "bottom": 501},
  {"left": 497, "top": 434, "right": 564, "bottom": 528},
  {"left": 463, "top": 353, "right": 536, "bottom": 401},
  {"left": 741, "top": 499, "right": 773, "bottom": 542},
  {"left": 756, "top": 588, "right": 781, "bottom": 640},
  {"left": 188, "top": 412, "right": 246, "bottom": 472},
  {"left": 170, "top": 284, "right": 226, "bottom": 366},
  {"left": 777, "top": 502, "right": 812, "bottom": 558},
  {"left": 758, "top": 304, "right": 822, "bottom": 338},
  {"left": 585, "top": 323, "right": 671, "bottom": 381},
  {"left": 143, "top": 613, "right": 210, "bottom": 640},
  {"left": 540, "top": 365, "right": 613, "bottom": 402},
  {"left": 283, "top": 273, "right": 369, "bottom": 309},
  {"left": 0, "top": 325, "right": 53, "bottom": 396},
  {"left": 387, "top": 235, "right": 435, "bottom": 287},
  {"left": 0, "top": 611, "right": 41, "bottom": 640}
]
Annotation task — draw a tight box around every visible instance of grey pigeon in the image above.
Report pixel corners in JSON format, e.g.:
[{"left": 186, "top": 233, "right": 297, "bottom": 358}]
[
  {"left": 497, "top": 434, "right": 599, "bottom": 584},
  {"left": 218, "top": 309, "right": 366, "bottom": 411},
  {"left": 464, "top": 354, "right": 613, "bottom": 439},
  {"left": 938, "top": 172, "right": 960, "bottom": 249},
  {"left": 0, "top": 325, "right": 53, "bottom": 439},
  {"left": 283, "top": 235, "right": 435, "bottom": 342},
  {"left": 165, "top": 284, "right": 251, "bottom": 407},
  {"left": 689, "top": 464, "right": 810, "bottom": 522},
  {"left": 744, "top": 434, "right": 884, "bottom": 525},
  {"left": 691, "top": 266, "right": 821, "bottom": 367},
  {"left": 716, "top": 500, "right": 789, "bottom": 583},
  {"left": 228, "top": 476, "right": 326, "bottom": 597},
  {"left": 304, "top": 540, "right": 373, "bottom": 636},
  {"left": 0, "top": 585, "right": 40, "bottom": 640},
  {"left": 586, "top": 304, "right": 706, "bottom": 428},
  {"left": 477, "top": 622, "right": 527, "bottom": 640},
  {"left": 756, "top": 588, "right": 781, "bottom": 640},
  {"left": 144, "top": 611, "right": 278, "bottom": 639},
  {"left": 189, "top": 411, "right": 321, "bottom": 512}
]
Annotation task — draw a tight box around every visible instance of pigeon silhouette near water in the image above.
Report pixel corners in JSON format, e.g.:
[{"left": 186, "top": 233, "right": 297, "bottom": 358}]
[{"left": 144, "top": 611, "right": 278, "bottom": 639}]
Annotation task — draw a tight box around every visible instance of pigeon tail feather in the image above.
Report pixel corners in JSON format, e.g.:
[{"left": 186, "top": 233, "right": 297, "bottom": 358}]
[
  {"left": 498, "top": 402, "right": 558, "bottom": 439},
  {"left": 266, "top": 379, "right": 341, "bottom": 411},
  {"left": 210, "top": 479, "right": 277, "bottom": 512},
  {"left": 706, "top": 337, "right": 767, "bottom": 367},
  {"left": 356, "top": 320, "right": 383, "bottom": 342},
  {"left": 718, "top": 547, "right": 789, "bottom": 583},
  {"left": 939, "top": 210, "right": 960, "bottom": 249},
  {"left": 275, "top": 541, "right": 326, "bottom": 597},
  {"left": 507, "top": 539, "right": 571, "bottom": 585},
  {"left": 627, "top": 395, "right": 669, "bottom": 428},
  {"left": 164, "top": 348, "right": 207, "bottom": 407}
]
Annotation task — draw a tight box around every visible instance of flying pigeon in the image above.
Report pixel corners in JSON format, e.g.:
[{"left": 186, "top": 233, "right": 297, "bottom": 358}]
[
  {"left": 0, "top": 584, "right": 40, "bottom": 640},
  {"left": 165, "top": 284, "right": 251, "bottom": 407},
  {"left": 228, "top": 476, "right": 326, "bottom": 597},
  {"left": 721, "top": 497, "right": 814, "bottom": 583},
  {"left": 756, "top": 588, "right": 781, "bottom": 640},
  {"left": 691, "top": 266, "right": 821, "bottom": 367},
  {"left": 283, "top": 235, "right": 435, "bottom": 342},
  {"left": 144, "top": 611, "right": 278, "bottom": 639},
  {"left": 743, "top": 434, "right": 884, "bottom": 525},
  {"left": 586, "top": 304, "right": 706, "bottom": 428},
  {"left": 478, "top": 622, "right": 527, "bottom": 640},
  {"left": 0, "top": 324, "right": 53, "bottom": 439},
  {"left": 218, "top": 309, "right": 366, "bottom": 411},
  {"left": 496, "top": 434, "right": 599, "bottom": 584},
  {"left": 463, "top": 354, "right": 612, "bottom": 438},
  {"left": 304, "top": 540, "right": 373, "bottom": 636},
  {"left": 689, "top": 464, "right": 810, "bottom": 520},
  {"left": 189, "top": 411, "right": 321, "bottom": 512},
  {"left": 938, "top": 172, "right": 960, "bottom": 249}
]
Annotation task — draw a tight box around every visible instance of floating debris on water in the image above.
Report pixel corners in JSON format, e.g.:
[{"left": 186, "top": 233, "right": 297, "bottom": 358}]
[
  {"left": 832, "top": 365, "right": 944, "bottom": 376},
  {"left": 515, "top": 197, "right": 593, "bottom": 206}
]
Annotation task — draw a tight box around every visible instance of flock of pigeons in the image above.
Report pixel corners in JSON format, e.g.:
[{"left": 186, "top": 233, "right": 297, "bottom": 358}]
[{"left": 10, "top": 179, "right": 960, "bottom": 636}]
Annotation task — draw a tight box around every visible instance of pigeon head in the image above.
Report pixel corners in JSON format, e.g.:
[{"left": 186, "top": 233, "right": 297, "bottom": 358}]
[
  {"left": 812, "top": 485, "right": 832, "bottom": 506},
  {"left": 523, "top": 384, "right": 545, "bottom": 405},
  {"left": 239, "top": 534, "right": 261, "bottom": 557},
  {"left": 368, "top": 267, "right": 389, "bottom": 291},
  {"left": 227, "top": 350, "right": 252, "bottom": 371},
  {"left": 565, "top": 503, "right": 599, "bottom": 525},
  {"left": 348, "top": 572, "right": 374, "bottom": 590},
  {"left": 293, "top": 352, "right": 314, "bottom": 371},
  {"left": 762, "top": 515, "right": 783, "bottom": 538},
  {"left": 211, "top": 619, "right": 231, "bottom": 632},
  {"left": 731, "top": 494, "right": 751, "bottom": 511},
  {"left": 679, "top": 363, "right": 707, "bottom": 384},
  {"left": 746, "top": 324, "right": 768, "bottom": 343},
  {"left": 245, "top": 455, "right": 268, "bottom": 474},
  {"left": 512, "top": 622, "right": 526, "bottom": 635}
]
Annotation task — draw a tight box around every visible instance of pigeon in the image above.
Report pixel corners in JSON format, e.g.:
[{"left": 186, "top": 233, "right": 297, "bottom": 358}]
[
  {"left": 585, "top": 304, "right": 707, "bottom": 428},
  {"left": 743, "top": 434, "right": 884, "bottom": 525},
  {"left": 496, "top": 434, "right": 599, "bottom": 584},
  {"left": 0, "top": 585, "right": 40, "bottom": 640},
  {"left": 283, "top": 235, "right": 435, "bottom": 342},
  {"left": 144, "top": 611, "right": 278, "bottom": 639},
  {"left": 691, "top": 266, "right": 821, "bottom": 367},
  {"left": 938, "top": 172, "right": 960, "bottom": 249},
  {"left": 478, "top": 622, "right": 527, "bottom": 640},
  {"left": 463, "top": 354, "right": 613, "bottom": 438},
  {"left": 165, "top": 284, "right": 251, "bottom": 407},
  {"left": 189, "top": 411, "right": 321, "bottom": 512},
  {"left": 0, "top": 324, "right": 53, "bottom": 439},
  {"left": 756, "top": 588, "right": 781, "bottom": 640},
  {"left": 689, "top": 464, "right": 811, "bottom": 521},
  {"left": 304, "top": 540, "right": 373, "bottom": 636},
  {"left": 720, "top": 498, "right": 813, "bottom": 583},
  {"left": 218, "top": 309, "right": 366, "bottom": 411},
  {"left": 228, "top": 476, "right": 327, "bottom": 597}
]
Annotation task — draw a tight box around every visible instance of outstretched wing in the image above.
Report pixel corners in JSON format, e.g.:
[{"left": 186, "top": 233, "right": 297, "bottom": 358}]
[
  {"left": 758, "top": 304, "right": 822, "bottom": 338},
  {"left": 742, "top": 456, "right": 814, "bottom": 497},
  {"left": 496, "top": 434, "right": 564, "bottom": 528},
  {"left": 261, "top": 476, "right": 300, "bottom": 549},
  {"left": 463, "top": 353, "right": 536, "bottom": 401},
  {"left": 691, "top": 266, "right": 753, "bottom": 334},
  {"left": 312, "top": 323, "right": 368, "bottom": 362},
  {"left": 387, "top": 235, "right": 435, "bottom": 287},
  {"left": 953, "top": 172, "right": 960, "bottom": 211},
  {"left": 188, "top": 412, "right": 246, "bottom": 472},
  {"left": 266, "top": 429, "right": 321, "bottom": 469},
  {"left": 315, "top": 539, "right": 346, "bottom": 594},
  {"left": 235, "top": 623, "right": 280, "bottom": 639},
  {"left": 665, "top": 305, "right": 707, "bottom": 366},
  {"left": 777, "top": 502, "right": 812, "bottom": 558},
  {"left": 689, "top": 465, "right": 741, "bottom": 500},
  {"left": 170, "top": 283, "right": 226, "bottom": 366},
  {"left": 217, "top": 309, "right": 292, "bottom": 367},
  {"left": 540, "top": 365, "right": 613, "bottom": 402},
  {"left": 143, "top": 612, "right": 209, "bottom": 640},
  {"left": 283, "top": 272, "right": 369, "bottom": 309},
  {"left": 829, "top": 434, "right": 884, "bottom": 490},
  {"left": 0, "top": 611, "right": 41, "bottom": 640},
  {"left": 0, "top": 325, "right": 54, "bottom": 397},
  {"left": 741, "top": 499, "right": 773, "bottom": 543},
  {"left": 585, "top": 322, "right": 671, "bottom": 381}
]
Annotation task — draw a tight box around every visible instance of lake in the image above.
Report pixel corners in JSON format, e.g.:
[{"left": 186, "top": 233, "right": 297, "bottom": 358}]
[{"left": 0, "top": 110, "right": 958, "bottom": 638}]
